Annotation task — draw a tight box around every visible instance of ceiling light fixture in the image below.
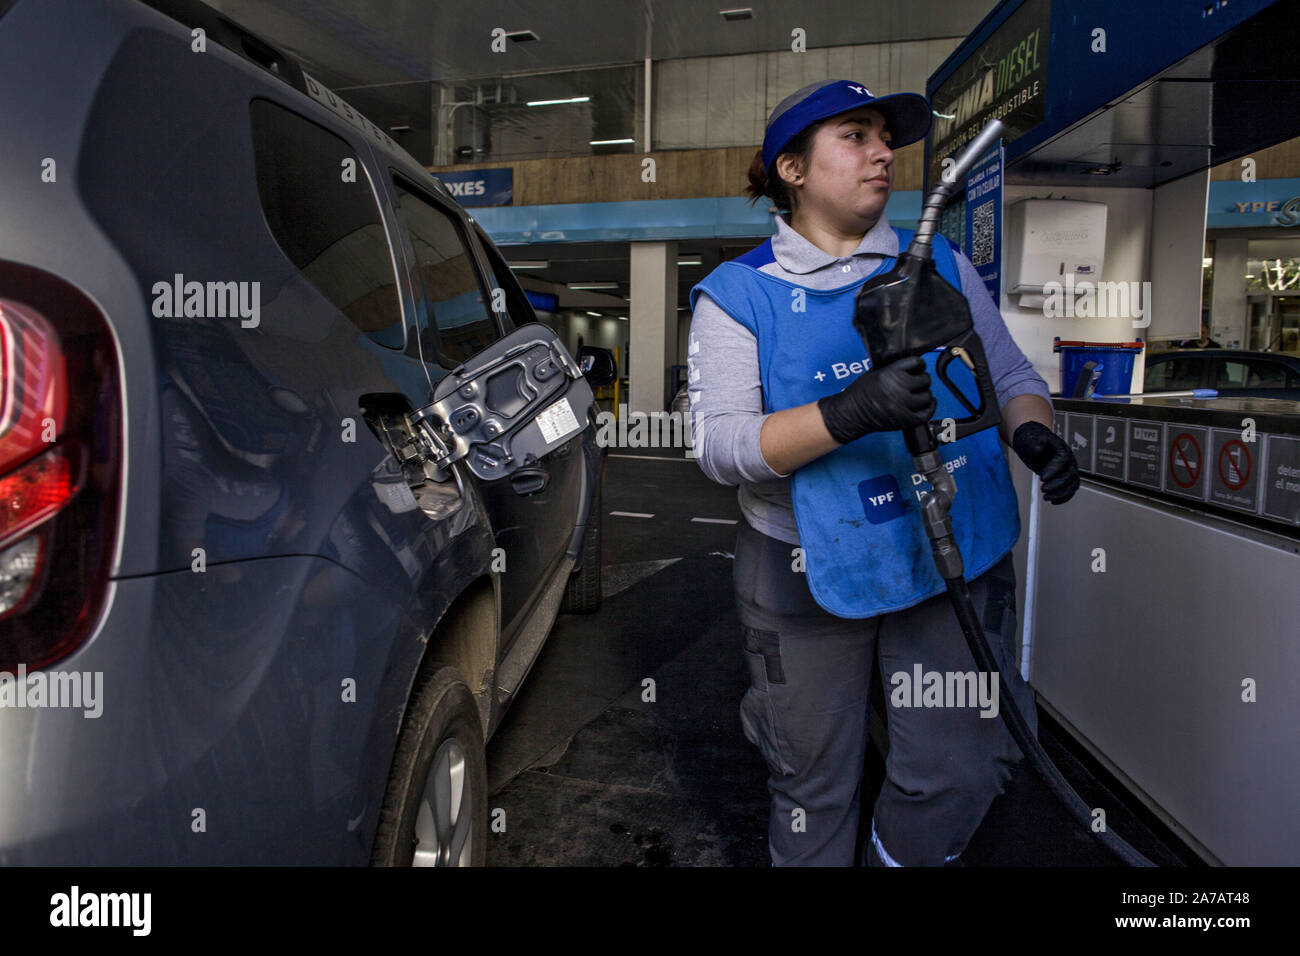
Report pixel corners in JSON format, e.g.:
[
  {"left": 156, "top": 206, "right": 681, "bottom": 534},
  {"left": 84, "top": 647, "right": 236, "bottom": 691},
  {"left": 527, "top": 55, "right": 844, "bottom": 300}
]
[
  {"left": 1082, "top": 160, "right": 1121, "bottom": 176},
  {"left": 590, "top": 138, "right": 635, "bottom": 146},
  {"left": 527, "top": 96, "right": 590, "bottom": 107},
  {"left": 568, "top": 282, "right": 619, "bottom": 290},
  {"left": 586, "top": 311, "right": 602, "bottom": 317},
  {"left": 507, "top": 260, "right": 549, "bottom": 269},
  {"left": 503, "top": 30, "right": 539, "bottom": 43},
  {"left": 676, "top": 259, "right": 702, "bottom": 266},
  {"left": 720, "top": 8, "right": 754, "bottom": 21}
]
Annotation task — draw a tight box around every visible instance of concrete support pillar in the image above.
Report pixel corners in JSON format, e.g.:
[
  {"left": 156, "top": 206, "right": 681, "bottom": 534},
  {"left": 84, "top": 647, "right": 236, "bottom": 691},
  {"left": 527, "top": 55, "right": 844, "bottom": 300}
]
[
  {"left": 1148, "top": 169, "right": 1210, "bottom": 342},
  {"left": 1210, "top": 237, "right": 1249, "bottom": 349},
  {"left": 628, "top": 241, "right": 678, "bottom": 416}
]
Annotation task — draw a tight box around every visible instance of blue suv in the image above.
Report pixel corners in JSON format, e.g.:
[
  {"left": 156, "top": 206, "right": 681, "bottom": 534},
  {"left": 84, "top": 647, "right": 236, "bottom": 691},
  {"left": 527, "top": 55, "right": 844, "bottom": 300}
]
[{"left": 0, "top": 0, "right": 607, "bottom": 865}]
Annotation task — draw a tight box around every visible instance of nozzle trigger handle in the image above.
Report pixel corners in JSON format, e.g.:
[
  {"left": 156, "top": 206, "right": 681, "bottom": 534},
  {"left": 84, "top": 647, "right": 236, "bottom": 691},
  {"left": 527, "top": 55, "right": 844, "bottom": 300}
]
[{"left": 935, "top": 329, "right": 1002, "bottom": 441}]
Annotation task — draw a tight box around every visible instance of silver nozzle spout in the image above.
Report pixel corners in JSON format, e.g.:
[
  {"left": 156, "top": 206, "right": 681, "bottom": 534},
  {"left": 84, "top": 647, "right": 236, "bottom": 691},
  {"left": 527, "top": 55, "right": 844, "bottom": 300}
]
[{"left": 912, "top": 118, "right": 1006, "bottom": 257}]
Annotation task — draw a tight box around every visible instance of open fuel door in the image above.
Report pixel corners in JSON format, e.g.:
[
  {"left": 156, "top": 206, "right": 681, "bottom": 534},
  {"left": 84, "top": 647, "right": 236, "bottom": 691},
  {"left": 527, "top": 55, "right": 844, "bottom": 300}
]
[{"left": 403, "top": 322, "right": 595, "bottom": 487}]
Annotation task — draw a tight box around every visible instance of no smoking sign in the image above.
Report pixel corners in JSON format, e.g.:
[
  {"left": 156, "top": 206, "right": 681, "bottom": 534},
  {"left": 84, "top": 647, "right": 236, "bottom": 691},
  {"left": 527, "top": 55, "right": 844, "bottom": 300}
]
[{"left": 1165, "top": 426, "right": 1208, "bottom": 499}]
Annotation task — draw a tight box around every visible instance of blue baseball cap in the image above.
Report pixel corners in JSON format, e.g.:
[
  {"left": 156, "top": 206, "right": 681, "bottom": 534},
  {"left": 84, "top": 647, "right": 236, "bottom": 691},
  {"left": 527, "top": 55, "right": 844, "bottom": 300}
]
[{"left": 761, "top": 79, "right": 932, "bottom": 177}]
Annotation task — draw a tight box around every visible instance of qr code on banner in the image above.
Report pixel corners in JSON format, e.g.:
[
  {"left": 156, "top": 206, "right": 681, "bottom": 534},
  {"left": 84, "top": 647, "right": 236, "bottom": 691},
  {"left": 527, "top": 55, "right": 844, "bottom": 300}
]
[{"left": 971, "top": 200, "right": 995, "bottom": 268}]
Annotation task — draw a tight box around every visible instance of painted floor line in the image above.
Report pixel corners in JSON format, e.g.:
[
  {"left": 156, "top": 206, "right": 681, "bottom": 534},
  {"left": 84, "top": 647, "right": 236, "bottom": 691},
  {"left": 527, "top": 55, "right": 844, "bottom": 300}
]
[
  {"left": 691, "top": 517, "right": 738, "bottom": 525},
  {"left": 607, "top": 454, "right": 696, "bottom": 462},
  {"left": 609, "top": 511, "right": 655, "bottom": 518}
]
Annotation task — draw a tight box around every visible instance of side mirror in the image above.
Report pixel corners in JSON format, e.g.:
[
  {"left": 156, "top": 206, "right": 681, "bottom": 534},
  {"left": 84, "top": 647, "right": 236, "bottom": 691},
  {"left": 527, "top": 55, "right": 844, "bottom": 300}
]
[{"left": 578, "top": 346, "right": 617, "bottom": 388}]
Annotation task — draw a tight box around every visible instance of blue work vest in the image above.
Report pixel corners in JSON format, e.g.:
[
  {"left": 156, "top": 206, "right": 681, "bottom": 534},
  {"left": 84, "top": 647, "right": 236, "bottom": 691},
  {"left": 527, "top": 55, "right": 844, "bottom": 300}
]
[{"left": 690, "top": 227, "right": 1020, "bottom": 618}]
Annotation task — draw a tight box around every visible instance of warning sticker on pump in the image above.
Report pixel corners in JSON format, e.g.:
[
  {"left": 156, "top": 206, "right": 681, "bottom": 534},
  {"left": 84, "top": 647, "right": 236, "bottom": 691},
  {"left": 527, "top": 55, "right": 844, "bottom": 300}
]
[
  {"left": 1165, "top": 425, "right": 1208, "bottom": 499},
  {"left": 1262, "top": 434, "right": 1300, "bottom": 526},
  {"left": 1127, "top": 420, "right": 1163, "bottom": 489},
  {"left": 535, "top": 397, "right": 581, "bottom": 445},
  {"left": 1094, "top": 416, "right": 1126, "bottom": 479},
  {"left": 1209, "top": 428, "right": 1259, "bottom": 514}
]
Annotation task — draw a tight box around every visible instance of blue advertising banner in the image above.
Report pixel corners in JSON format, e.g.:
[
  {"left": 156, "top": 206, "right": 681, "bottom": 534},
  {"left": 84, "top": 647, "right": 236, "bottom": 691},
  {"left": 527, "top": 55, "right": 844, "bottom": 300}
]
[
  {"left": 963, "top": 140, "right": 1003, "bottom": 302},
  {"left": 524, "top": 289, "right": 558, "bottom": 313},
  {"left": 926, "top": 0, "right": 1048, "bottom": 190},
  {"left": 926, "top": 0, "right": 1275, "bottom": 190},
  {"left": 432, "top": 168, "right": 513, "bottom": 207},
  {"left": 1206, "top": 178, "right": 1300, "bottom": 228}
]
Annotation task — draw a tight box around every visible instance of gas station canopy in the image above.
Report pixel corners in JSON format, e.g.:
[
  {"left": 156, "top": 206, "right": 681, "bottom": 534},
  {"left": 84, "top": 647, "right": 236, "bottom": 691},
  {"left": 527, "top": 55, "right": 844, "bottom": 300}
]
[{"left": 925, "top": 0, "right": 1300, "bottom": 189}]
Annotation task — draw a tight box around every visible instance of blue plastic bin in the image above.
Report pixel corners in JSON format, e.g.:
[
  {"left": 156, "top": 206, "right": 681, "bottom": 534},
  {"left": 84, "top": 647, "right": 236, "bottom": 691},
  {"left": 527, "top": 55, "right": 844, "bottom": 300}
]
[{"left": 1053, "top": 339, "right": 1145, "bottom": 396}]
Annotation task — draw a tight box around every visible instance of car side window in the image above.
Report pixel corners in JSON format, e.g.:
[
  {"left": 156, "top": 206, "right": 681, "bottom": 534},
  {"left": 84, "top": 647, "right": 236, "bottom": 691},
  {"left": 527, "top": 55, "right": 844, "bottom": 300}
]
[
  {"left": 249, "top": 99, "right": 404, "bottom": 348},
  {"left": 476, "top": 232, "right": 536, "bottom": 334},
  {"left": 1212, "top": 360, "right": 1248, "bottom": 388},
  {"left": 1245, "top": 360, "right": 1288, "bottom": 388},
  {"left": 1147, "top": 356, "right": 1202, "bottom": 391},
  {"left": 392, "top": 180, "right": 498, "bottom": 367}
]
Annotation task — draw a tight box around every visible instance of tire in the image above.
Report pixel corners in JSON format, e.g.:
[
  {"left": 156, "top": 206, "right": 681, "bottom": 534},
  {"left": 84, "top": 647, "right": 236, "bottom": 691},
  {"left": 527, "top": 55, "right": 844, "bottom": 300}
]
[
  {"left": 561, "top": 477, "right": 602, "bottom": 613},
  {"left": 371, "top": 666, "right": 488, "bottom": 867}
]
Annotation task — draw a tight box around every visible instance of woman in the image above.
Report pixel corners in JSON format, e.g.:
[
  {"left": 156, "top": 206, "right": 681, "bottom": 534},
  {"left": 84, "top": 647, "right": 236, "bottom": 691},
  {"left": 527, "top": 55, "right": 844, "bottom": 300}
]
[{"left": 687, "top": 80, "right": 1079, "bottom": 867}]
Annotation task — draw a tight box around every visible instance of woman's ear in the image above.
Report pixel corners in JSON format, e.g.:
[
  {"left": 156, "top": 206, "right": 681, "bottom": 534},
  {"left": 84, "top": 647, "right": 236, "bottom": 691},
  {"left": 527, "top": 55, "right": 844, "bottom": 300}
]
[{"left": 775, "top": 153, "right": 804, "bottom": 188}]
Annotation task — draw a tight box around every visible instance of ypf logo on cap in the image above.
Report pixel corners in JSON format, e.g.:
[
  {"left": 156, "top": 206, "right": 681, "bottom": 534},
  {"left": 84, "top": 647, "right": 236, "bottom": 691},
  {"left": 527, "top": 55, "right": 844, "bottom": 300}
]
[{"left": 848, "top": 85, "right": 870, "bottom": 96}]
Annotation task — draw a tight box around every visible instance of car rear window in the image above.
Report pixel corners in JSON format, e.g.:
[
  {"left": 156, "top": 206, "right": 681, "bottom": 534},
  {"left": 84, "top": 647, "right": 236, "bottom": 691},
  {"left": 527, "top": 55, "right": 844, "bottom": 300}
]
[
  {"left": 1245, "top": 361, "right": 1289, "bottom": 388},
  {"left": 1213, "top": 359, "right": 1288, "bottom": 389},
  {"left": 477, "top": 231, "right": 537, "bottom": 334},
  {"left": 250, "top": 99, "right": 404, "bottom": 348},
  {"left": 1146, "top": 356, "right": 1202, "bottom": 391},
  {"left": 391, "top": 181, "right": 498, "bottom": 366}
]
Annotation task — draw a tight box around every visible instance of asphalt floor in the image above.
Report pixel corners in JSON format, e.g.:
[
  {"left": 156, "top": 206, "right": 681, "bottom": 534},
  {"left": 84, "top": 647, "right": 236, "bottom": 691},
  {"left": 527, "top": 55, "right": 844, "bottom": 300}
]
[{"left": 484, "top": 450, "right": 1201, "bottom": 867}]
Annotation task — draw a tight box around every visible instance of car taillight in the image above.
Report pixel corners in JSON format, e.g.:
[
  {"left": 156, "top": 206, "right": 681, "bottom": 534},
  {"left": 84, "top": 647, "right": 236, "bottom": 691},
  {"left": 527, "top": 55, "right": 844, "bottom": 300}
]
[{"left": 0, "top": 265, "right": 122, "bottom": 671}]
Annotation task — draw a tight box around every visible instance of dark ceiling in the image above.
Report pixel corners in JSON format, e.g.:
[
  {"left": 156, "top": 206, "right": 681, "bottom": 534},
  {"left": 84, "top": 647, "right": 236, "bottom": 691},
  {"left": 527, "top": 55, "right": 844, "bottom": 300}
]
[
  {"left": 207, "top": 0, "right": 995, "bottom": 90},
  {"left": 1009, "top": 1, "right": 1300, "bottom": 189},
  {"left": 200, "top": 0, "right": 997, "bottom": 307}
]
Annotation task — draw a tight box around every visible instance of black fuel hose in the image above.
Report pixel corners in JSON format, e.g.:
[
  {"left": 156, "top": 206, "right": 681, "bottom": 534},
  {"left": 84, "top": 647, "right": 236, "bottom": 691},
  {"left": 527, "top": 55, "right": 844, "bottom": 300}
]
[
  {"left": 943, "top": 575, "right": 1158, "bottom": 867},
  {"left": 866, "top": 114, "right": 1167, "bottom": 866}
]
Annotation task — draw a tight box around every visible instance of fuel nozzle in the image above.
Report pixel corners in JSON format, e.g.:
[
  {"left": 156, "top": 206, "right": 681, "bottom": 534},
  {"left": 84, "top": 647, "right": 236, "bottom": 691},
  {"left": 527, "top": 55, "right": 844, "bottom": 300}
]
[{"left": 852, "top": 118, "right": 1007, "bottom": 459}]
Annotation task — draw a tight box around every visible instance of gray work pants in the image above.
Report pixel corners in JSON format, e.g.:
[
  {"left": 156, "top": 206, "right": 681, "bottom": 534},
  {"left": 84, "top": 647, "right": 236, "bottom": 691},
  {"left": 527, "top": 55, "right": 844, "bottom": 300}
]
[{"left": 733, "top": 519, "right": 1038, "bottom": 867}]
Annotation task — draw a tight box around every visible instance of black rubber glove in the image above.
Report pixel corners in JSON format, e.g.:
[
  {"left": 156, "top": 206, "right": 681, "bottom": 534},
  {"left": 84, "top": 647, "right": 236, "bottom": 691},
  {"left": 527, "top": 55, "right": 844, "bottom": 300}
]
[
  {"left": 1012, "top": 421, "right": 1080, "bottom": 504},
  {"left": 817, "top": 355, "right": 937, "bottom": 445}
]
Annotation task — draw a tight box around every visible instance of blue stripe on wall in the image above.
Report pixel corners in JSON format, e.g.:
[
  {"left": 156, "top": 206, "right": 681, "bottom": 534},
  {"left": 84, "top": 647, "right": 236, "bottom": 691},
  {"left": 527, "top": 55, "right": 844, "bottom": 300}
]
[
  {"left": 467, "top": 179, "right": 1298, "bottom": 247},
  {"left": 471, "top": 193, "right": 925, "bottom": 245}
]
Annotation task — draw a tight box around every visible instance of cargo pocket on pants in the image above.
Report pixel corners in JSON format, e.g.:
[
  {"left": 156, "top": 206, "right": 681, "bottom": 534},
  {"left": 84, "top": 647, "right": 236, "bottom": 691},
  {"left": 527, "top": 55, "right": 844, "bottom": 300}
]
[
  {"left": 981, "top": 554, "right": 1017, "bottom": 650},
  {"left": 739, "top": 626, "right": 794, "bottom": 777}
]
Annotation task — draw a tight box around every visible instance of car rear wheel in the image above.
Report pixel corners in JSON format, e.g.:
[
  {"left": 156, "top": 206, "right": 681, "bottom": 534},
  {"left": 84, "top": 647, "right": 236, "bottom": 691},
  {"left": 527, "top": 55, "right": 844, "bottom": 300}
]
[{"left": 371, "top": 666, "right": 487, "bottom": 866}]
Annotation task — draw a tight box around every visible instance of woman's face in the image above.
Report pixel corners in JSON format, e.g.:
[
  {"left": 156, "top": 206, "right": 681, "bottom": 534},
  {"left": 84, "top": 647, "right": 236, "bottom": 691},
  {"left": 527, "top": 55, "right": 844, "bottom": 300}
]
[{"left": 780, "top": 106, "right": 895, "bottom": 232}]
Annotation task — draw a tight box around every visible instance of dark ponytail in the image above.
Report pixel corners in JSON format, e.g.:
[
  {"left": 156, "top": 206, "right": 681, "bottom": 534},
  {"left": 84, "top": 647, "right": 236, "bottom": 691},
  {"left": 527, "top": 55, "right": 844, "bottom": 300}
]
[{"left": 743, "top": 119, "right": 826, "bottom": 211}]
